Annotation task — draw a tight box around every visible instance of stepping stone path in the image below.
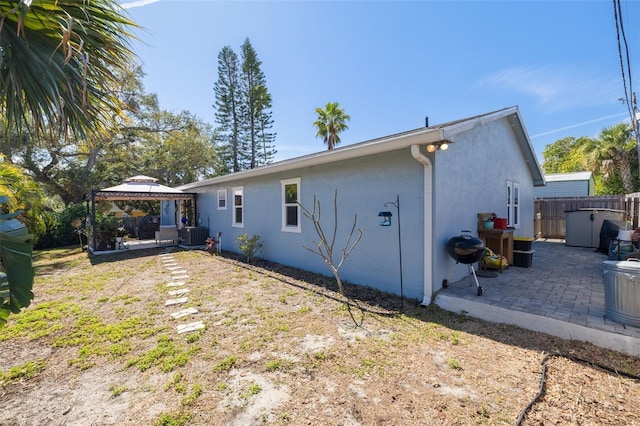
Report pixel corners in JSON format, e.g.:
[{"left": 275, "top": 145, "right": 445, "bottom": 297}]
[{"left": 159, "top": 250, "right": 203, "bottom": 334}]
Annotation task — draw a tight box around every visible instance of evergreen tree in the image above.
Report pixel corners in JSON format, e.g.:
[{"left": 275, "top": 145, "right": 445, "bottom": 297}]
[
  {"left": 213, "top": 39, "right": 275, "bottom": 172},
  {"left": 213, "top": 46, "right": 243, "bottom": 173},
  {"left": 240, "top": 39, "right": 276, "bottom": 168}
]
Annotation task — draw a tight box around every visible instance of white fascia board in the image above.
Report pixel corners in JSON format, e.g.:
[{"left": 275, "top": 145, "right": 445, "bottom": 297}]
[{"left": 178, "top": 128, "right": 445, "bottom": 190}]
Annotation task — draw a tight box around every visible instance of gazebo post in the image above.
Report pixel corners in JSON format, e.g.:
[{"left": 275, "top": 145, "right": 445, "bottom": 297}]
[{"left": 91, "top": 191, "right": 96, "bottom": 252}]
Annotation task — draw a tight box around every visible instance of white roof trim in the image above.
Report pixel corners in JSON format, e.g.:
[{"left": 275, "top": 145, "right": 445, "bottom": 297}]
[{"left": 544, "top": 172, "right": 593, "bottom": 182}]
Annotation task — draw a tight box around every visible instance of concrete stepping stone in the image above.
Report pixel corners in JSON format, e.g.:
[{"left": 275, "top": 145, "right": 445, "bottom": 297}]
[
  {"left": 162, "top": 260, "right": 178, "bottom": 265},
  {"left": 166, "top": 281, "right": 186, "bottom": 287},
  {"left": 161, "top": 256, "right": 175, "bottom": 261},
  {"left": 165, "top": 297, "right": 188, "bottom": 306},
  {"left": 172, "top": 275, "right": 189, "bottom": 280},
  {"left": 177, "top": 321, "right": 205, "bottom": 334},
  {"left": 171, "top": 307, "right": 198, "bottom": 319},
  {"left": 170, "top": 270, "right": 188, "bottom": 275},
  {"left": 168, "top": 288, "right": 190, "bottom": 296},
  {"left": 165, "top": 265, "right": 183, "bottom": 270}
]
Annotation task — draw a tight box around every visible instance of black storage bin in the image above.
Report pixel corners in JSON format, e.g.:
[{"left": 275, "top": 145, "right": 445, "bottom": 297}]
[
  {"left": 514, "top": 237, "right": 534, "bottom": 251},
  {"left": 513, "top": 250, "right": 535, "bottom": 268}
]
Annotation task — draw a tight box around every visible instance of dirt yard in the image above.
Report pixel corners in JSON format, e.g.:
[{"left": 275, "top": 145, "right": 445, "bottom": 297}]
[{"left": 1, "top": 246, "right": 639, "bottom": 426}]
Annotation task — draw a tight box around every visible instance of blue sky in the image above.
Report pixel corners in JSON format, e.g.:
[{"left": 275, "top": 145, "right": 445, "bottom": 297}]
[{"left": 120, "top": 0, "right": 639, "bottom": 164}]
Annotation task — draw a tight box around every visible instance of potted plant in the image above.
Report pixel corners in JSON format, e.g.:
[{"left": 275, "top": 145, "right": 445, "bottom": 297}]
[{"left": 95, "top": 213, "right": 119, "bottom": 250}]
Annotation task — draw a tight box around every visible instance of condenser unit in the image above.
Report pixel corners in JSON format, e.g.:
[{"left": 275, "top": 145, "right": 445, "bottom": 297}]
[{"left": 181, "top": 226, "right": 208, "bottom": 245}]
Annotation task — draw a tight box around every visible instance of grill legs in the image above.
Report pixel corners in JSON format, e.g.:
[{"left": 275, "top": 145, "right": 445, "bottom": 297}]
[{"left": 442, "top": 262, "right": 483, "bottom": 296}]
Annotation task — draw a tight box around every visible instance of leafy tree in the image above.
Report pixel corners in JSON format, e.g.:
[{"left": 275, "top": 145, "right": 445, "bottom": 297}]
[
  {"left": 313, "top": 102, "right": 350, "bottom": 150},
  {"left": 541, "top": 123, "right": 639, "bottom": 195},
  {"left": 0, "top": 0, "right": 139, "bottom": 141},
  {"left": 139, "top": 112, "right": 220, "bottom": 186},
  {"left": 5, "top": 65, "right": 221, "bottom": 204},
  {"left": 0, "top": 159, "right": 45, "bottom": 238},
  {"left": 541, "top": 136, "right": 592, "bottom": 173}
]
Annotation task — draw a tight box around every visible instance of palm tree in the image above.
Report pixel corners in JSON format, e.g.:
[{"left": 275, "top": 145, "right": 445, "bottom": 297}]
[
  {"left": 583, "top": 123, "right": 638, "bottom": 193},
  {"left": 0, "top": 0, "right": 139, "bottom": 326},
  {"left": 313, "top": 102, "right": 350, "bottom": 150},
  {"left": 0, "top": 0, "right": 139, "bottom": 140}
]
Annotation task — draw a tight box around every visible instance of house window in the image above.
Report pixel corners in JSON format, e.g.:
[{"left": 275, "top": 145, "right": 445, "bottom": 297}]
[
  {"left": 232, "top": 186, "right": 244, "bottom": 228},
  {"left": 281, "top": 178, "right": 301, "bottom": 233},
  {"left": 506, "top": 180, "right": 520, "bottom": 228},
  {"left": 217, "top": 189, "right": 227, "bottom": 210}
]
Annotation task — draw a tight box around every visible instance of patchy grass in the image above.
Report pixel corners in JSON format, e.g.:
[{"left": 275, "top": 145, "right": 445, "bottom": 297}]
[{"left": 0, "top": 246, "right": 638, "bottom": 426}]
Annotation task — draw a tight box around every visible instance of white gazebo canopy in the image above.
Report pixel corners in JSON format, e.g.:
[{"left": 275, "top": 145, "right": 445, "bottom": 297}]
[{"left": 91, "top": 175, "right": 192, "bottom": 201}]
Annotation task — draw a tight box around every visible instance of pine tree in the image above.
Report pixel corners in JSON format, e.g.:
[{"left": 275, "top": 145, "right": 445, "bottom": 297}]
[
  {"left": 240, "top": 39, "right": 276, "bottom": 168},
  {"left": 213, "top": 39, "right": 275, "bottom": 172},
  {"left": 213, "top": 46, "right": 242, "bottom": 173}
]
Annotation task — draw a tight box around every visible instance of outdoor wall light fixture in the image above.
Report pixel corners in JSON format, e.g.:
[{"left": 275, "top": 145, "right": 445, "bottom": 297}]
[
  {"left": 378, "top": 211, "right": 393, "bottom": 226},
  {"left": 379, "top": 195, "right": 404, "bottom": 309},
  {"left": 426, "top": 140, "right": 450, "bottom": 153}
]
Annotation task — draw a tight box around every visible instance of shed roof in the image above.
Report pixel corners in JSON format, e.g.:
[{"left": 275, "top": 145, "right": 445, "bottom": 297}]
[
  {"left": 178, "top": 106, "right": 545, "bottom": 190},
  {"left": 543, "top": 171, "right": 593, "bottom": 182}
]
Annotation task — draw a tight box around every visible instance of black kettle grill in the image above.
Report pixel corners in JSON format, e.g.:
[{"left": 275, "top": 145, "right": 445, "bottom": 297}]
[{"left": 443, "top": 230, "right": 485, "bottom": 296}]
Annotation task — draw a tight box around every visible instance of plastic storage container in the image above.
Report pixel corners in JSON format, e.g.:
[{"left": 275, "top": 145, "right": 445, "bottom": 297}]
[
  {"left": 514, "top": 237, "right": 534, "bottom": 251},
  {"left": 602, "top": 260, "right": 640, "bottom": 327},
  {"left": 493, "top": 218, "right": 508, "bottom": 229},
  {"left": 513, "top": 250, "right": 535, "bottom": 267}
]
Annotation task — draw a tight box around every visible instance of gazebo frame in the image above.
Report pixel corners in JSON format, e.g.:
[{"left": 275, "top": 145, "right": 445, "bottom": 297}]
[{"left": 84, "top": 175, "right": 196, "bottom": 252}]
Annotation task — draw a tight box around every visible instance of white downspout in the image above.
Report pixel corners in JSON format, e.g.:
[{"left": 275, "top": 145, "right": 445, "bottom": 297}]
[{"left": 411, "top": 145, "right": 433, "bottom": 306}]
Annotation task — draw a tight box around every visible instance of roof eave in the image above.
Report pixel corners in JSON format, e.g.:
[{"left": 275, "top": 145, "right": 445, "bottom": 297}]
[{"left": 178, "top": 128, "right": 446, "bottom": 190}]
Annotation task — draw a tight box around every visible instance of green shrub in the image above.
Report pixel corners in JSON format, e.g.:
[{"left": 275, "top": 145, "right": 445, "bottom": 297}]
[
  {"left": 236, "top": 233, "right": 263, "bottom": 263},
  {"left": 36, "top": 203, "right": 87, "bottom": 249}
]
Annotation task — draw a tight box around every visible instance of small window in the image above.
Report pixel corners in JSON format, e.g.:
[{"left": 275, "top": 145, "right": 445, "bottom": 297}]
[
  {"left": 232, "top": 186, "right": 244, "bottom": 228},
  {"left": 281, "top": 178, "right": 301, "bottom": 233},
  {"left": 506, "top": 180, "right": 520, "bottom": 229},
  {"left": 217, "top": 189, "right": 227, "bottom": 210}
]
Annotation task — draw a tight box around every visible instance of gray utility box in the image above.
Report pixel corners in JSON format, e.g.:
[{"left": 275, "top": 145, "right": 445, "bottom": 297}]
[
  {"left": 603, "top": 260, "right": 640, "bottom": 327},
  {"left": 565, "top": 208, "right": 625, "bottom": 248}
]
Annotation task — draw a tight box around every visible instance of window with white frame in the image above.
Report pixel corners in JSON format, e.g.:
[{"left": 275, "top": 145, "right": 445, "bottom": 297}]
[
  {"left": 281, "top": 178, "right": 301, "bottom": 233},
  {"left": 217, "top": 189, "right": 227, "bottom": 210},
  {"left": 506, "top": 180, "right": 520, "bottom": 228},
  {"left": 232, "top": 186, "right": 244, "bottom": 228}
]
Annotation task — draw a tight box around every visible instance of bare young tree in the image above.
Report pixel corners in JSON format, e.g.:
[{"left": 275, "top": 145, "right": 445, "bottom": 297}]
[{"left": 300, "top": 190, "right": 365, "bottom": 326}]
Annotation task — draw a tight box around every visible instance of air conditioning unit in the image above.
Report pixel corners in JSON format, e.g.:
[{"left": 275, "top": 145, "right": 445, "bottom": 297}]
[{"left": 181, "top": 226, "right": 208, "bottom": 245}]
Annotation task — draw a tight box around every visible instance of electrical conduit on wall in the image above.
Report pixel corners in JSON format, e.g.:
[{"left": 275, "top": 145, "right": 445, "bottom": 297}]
[{"left": 411, "top": 145, "right": 433, "bottom": 306}]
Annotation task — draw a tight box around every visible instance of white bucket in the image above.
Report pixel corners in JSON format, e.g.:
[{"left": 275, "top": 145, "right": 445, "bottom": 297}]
[{"left": 618, "top": 230, "right": 634, "bottom": 241}]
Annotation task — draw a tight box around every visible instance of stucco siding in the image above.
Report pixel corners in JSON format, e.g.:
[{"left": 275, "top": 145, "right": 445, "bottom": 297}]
[
  {"left": 173, "top": 107, "right": 542, "bottom": 304},
  {"left": 431, "top": 117, "right": 535, "bottom": 292},
  {"left": 195, "top": 149, "right": 428, "bottom": 300}
]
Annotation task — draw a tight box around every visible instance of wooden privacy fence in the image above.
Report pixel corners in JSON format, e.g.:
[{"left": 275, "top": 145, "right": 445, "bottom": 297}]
[{"left": 534, "top": 195, "right": 639, "bottom": 238}]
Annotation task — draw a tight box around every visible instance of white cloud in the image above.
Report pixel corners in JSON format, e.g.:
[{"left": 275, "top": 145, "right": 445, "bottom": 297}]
[
  {"left": 529, "top": 112, "right": 629, "bottom": 138},
  {"left": 480, "top": 65, "right": 621, "bottom": 112},
  {"left": 120, "top": 0, "right": 160, "bottom": 9}
]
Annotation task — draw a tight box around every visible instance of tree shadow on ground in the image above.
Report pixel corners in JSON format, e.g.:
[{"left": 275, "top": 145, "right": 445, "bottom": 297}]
[{"left": 218, "top": 251, "right": 640, "bottom": 377}]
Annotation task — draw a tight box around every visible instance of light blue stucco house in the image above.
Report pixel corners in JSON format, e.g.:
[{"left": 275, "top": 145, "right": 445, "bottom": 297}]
[
  {"left": 170, "top": 106, "right": 545, "bottom": 305},
  {"left": 534, "top": 171, "right": 595, "bottom": 198}
]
